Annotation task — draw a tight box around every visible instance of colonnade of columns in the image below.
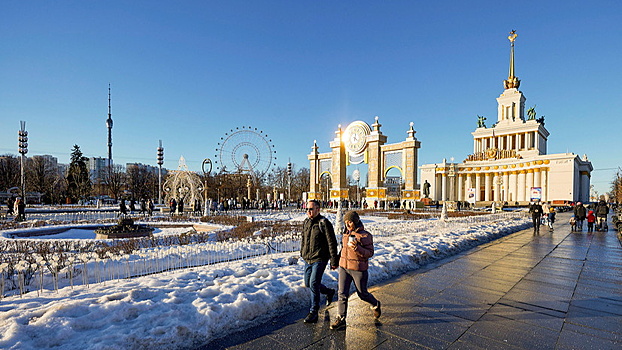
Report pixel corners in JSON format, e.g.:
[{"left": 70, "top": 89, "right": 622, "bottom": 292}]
[
  {"left": 473, "top": 131, "right": 538, "bottom": 153},
  {"left": 434, "top": 167, "right": 549, "bottom": 203}
]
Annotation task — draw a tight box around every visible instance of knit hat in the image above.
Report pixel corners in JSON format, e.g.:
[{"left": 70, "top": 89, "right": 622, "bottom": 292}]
[{"left": 343, "top": 211, "right": 360, "bottom": 224}]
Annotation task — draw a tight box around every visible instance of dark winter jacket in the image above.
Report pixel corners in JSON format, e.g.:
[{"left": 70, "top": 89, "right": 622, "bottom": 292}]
[
  {"left": 595, "top": 202, "right": 609, "bottom": 218},
  {"left": 574, "top": 205, "right": 587, "bottom": 220},
  {"left": 301, "top": 215, "right": 339, "bottom": 267},
  {"left": 530, "top": 203, "right": 543, "bottom": 218}
]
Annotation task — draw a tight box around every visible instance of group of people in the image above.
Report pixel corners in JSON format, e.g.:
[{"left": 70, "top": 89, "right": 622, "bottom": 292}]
[
  {"left": 529, "top": 200, "right": 556, "bottom": 234},
  {"left": 119, "top": 198, "right": 155, "bottom": 217},
  {"left": 531, "top": 200, "right": 610, "bottom": 234},
  {"left": 4, "top": 196, "right": 26, "bottom": 221},
  {"left": 300, "top": 199, "right": 381, "bottom": 330},
  {"left": 570, "top": 201, "right": 609, "bottom": 232}
]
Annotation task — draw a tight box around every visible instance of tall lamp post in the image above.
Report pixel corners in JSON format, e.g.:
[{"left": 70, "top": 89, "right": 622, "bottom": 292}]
[
  {"left": 287, "top": 161, "right": 292, "bottom": 203},
  {"left": 202, "top": 158, "right": 212, "bottom": 216},
  {"left": 353, "top": 168, "right": 360, "bottom": 207},
  {"left": 18, "top": 121, "right": 28, "bottom": 203},
  {"left": 157, "top": 140, "right": 164, "bottom": 204}
]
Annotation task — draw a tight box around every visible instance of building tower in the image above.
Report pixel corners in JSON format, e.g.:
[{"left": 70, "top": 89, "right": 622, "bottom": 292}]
[{"left": 106, "top": 84, "right": 113, "bottom": 165}]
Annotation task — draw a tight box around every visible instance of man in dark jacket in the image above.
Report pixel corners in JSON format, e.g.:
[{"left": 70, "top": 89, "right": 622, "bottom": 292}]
[
  {"left": 573, "top": 202, "right": 587, "bottom": 231},
  {"left": 300, "top": 199, "right": 339, "bottom": 323},
  {"left": 595, "top": 200, "right": 609, "bottom": 231},
  {"left": 529, "top": 201, "right": 544, "bottom": 234}
]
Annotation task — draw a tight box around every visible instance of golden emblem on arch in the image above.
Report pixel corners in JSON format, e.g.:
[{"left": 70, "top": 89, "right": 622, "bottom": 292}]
[{"left": 486, "top": 148, "right": 497, "bottom": 159}]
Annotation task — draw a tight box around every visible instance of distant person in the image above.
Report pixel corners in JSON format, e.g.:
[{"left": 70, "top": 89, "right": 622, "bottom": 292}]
[
  {"left": 547, "top": 207, "right": 556, "bottom": 231},
  {"left": 573, "top": 202, "right": 587, "bottom": 231},
  {"left": 330, "top": 211, "right": 381, "bottom": 330},
  {"left": 119, "top": 199, "right": 128, "bottom": 217},
  {"left": 140, "top": 199, "right": 147, "bottom": 215},
  {"left": 586, "top": 210, "right": 596, "bottom": 233},
  {"left": 170, "top": 198, "right": 177, "bottom": 215},
  {"left": 178, "top": 198, "right": 184, "bottom": 214},
  {"left": 129, "top": 199, "right": 136, "bottom": 213},
  {"left": 14, "top": 197, "right": 26, "bottom": 221},
  {"left": 529, "top": 201, "right": 543, "bottom": 234},
  {"left": 147, "top": 199, "right": 154, "bottom": 216},
  {"left": 595, "top": 200, "right": 609, "bottom": 231},
  {"left": 6, "top": 196, "right": 15, "bottom": 216},
  {"left": 569, "top": 216, "right": 577, "bottom": 232},
  {"left": 300, "top": 199, "right": 339, "bottom": 324},
  {"left": 541, "top": 202, "right": 550, "bottom": 226}
]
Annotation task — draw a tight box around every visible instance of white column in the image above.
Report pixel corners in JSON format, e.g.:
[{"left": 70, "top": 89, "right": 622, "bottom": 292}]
[
  {"left": 485, "top": 173, "right": 492, "bottom": 201},
  {"left": 518, "top": 170, "right": 526, "bottom": 202},
  {"left": 441, "top": 174, "right": 447, "bottom": 202},
  {"left": 503, "top": 172, "right": 509, "bottom": 202},
  {"left": 475, "top": 173, "right": 481, "bottom": 202},
  {"left": 541, "top": 168, "right": 547, "bottom": 202},
  {"left": 509, "top": 171, "right": 517, "bottom": 203},
  {"left": 525, "top": 170, "right": 534, "bottom": 201},
  {"left": 492, "top": 173, "right": 501, "bottom": 202},
  {"left": 434, "top": 173, "right": 441, "bottom": 201},
  {"left": 581, "top": 172, "right": 590, "bottom": 202},
  {"left": 534, "top": 168, "right": 541, "bottom": 190},
  {"left": 457, "top": 174, "right": 463, "bottom": 202}
]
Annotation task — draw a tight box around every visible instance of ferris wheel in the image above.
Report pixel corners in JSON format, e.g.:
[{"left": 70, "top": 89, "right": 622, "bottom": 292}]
[{"left": 215, "top": 126, "right": 277, "bottom": 179}]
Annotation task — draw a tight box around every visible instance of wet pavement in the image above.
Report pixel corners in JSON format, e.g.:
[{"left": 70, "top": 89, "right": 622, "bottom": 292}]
[{"left": 201, "top": 212, "right": 622, "bottom": 349}]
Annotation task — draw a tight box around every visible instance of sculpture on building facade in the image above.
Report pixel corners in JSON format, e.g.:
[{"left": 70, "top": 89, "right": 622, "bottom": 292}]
[{"left": 476, "top": 115, "right": 487, "bottom": 128}]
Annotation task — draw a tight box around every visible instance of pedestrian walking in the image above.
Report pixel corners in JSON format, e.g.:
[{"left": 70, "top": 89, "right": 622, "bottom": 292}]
[
  {"left": 300, "top": 200, "right": 339, "bottom": 324},
  {"left": 529, "top": 201, "right": 543, "bottom": 234},
  {"left": 595, "top": 200, "right": 609, "bottom": 231},
  {"left": 573, "top": 202, "right": 587, "bottom": 231},
  {"left": 6, "top": 196, "right": 15, "bottom": 216},
  {"left": 119, "top": 199, "right": 128, "bottom": 217},
  {"left": 547, "top": 207, "right": 556, "bottom": 231},
  {"left": 147, "top": 199, "right": 154, "bottom": 216},
  {"left": 587, "top": 210, "right": 596, "bottom": 233},
  {"left": 330, "top": 211, "right": 381, "bottom": 330},
  {"left": 170, "top": 198, "right": 177, "bottom": 215}
]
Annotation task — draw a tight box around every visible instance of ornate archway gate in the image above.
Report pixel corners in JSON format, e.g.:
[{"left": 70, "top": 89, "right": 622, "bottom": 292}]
[{"left": 307, "top": 117, "right": 421, "bottom": 207}]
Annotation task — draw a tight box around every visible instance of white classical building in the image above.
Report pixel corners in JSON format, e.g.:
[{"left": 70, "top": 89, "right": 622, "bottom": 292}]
[{"left": 420, "top": 31, "right": 593, "bottom": 205}]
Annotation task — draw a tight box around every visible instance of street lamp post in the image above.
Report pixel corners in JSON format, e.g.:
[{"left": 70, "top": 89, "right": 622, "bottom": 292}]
[
  {"left": 157, "top": 140, "right": 164, "bottom": 205},
  {"left": 287, "top": 161, "right": 292, "bottom": 203},
  {"left": 202, "top": 158, "right": 212, "bottom": 216},
  {"left": 18, "top": 121, "right": 28, "bottom": 203},
  {"left": 353, "top": 168, "right": 360, "bottom": 207}
]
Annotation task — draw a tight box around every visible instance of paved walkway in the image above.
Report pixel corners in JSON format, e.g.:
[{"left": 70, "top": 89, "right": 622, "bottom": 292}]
[{"left": 202, "top": 212, "right": 622, "bottom": 349}]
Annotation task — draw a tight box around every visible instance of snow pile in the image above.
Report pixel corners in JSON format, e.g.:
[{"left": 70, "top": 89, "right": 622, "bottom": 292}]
[{"left": 0, "top": 213, "right": 529, "bottom": 349}]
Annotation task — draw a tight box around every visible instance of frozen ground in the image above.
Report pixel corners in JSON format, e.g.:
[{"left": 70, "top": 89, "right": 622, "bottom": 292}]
[{"left": 0, "top": 211, "right": 530, "bottom": 350}]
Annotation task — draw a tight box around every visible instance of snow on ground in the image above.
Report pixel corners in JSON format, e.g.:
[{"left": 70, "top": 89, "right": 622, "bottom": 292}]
[{"left": 0, "top": 211, "right": 530, "bottom": 350}]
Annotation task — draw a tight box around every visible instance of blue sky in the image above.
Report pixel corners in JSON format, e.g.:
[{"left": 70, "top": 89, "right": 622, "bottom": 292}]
[{"left": 1, "top": 1, "right": 620, "bottom": 196}]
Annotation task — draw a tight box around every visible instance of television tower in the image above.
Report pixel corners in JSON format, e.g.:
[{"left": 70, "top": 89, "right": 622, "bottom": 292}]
[{"left": 106, "top": 84, "right": 113, "bottom": 165}]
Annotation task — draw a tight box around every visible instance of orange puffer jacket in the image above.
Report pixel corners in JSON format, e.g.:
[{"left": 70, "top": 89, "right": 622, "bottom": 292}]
[{"left": 339, "top": 224, "right": 374, "bottom": 271}]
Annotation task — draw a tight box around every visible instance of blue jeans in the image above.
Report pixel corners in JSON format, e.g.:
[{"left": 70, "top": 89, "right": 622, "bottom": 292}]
[{"left": 304, "top": 260, "right": 331, "bottom": 313}]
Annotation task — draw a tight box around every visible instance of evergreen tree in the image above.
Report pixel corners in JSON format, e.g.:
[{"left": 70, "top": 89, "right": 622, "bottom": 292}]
[{"left": 66, "top": 145, "right": 92, "bottom": 203}]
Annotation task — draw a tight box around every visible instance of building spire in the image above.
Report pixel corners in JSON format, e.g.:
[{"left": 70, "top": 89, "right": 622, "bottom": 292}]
[
  {"left": 503, "top": 30, "right": 521, "bottom": 89},
  {"left": 106, "top": 83, "right": 113, "bottom": 165}
]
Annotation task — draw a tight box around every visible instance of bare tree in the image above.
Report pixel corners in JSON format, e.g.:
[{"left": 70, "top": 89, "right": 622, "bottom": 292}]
[
  {"left": 0, "top": 154, "right": 20, "bottom": 192},
  {"left": 611, "top": 167, "right": 622, "bottom": 204},
  {"left": 126, "top": 165, "right": 158, "bottom": 201},
  {"left": 26, "top": 156, "right": 61, "bottom": 204},
  {"left": 101, "top": 164, "right": 126, "bottom": 200}
]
